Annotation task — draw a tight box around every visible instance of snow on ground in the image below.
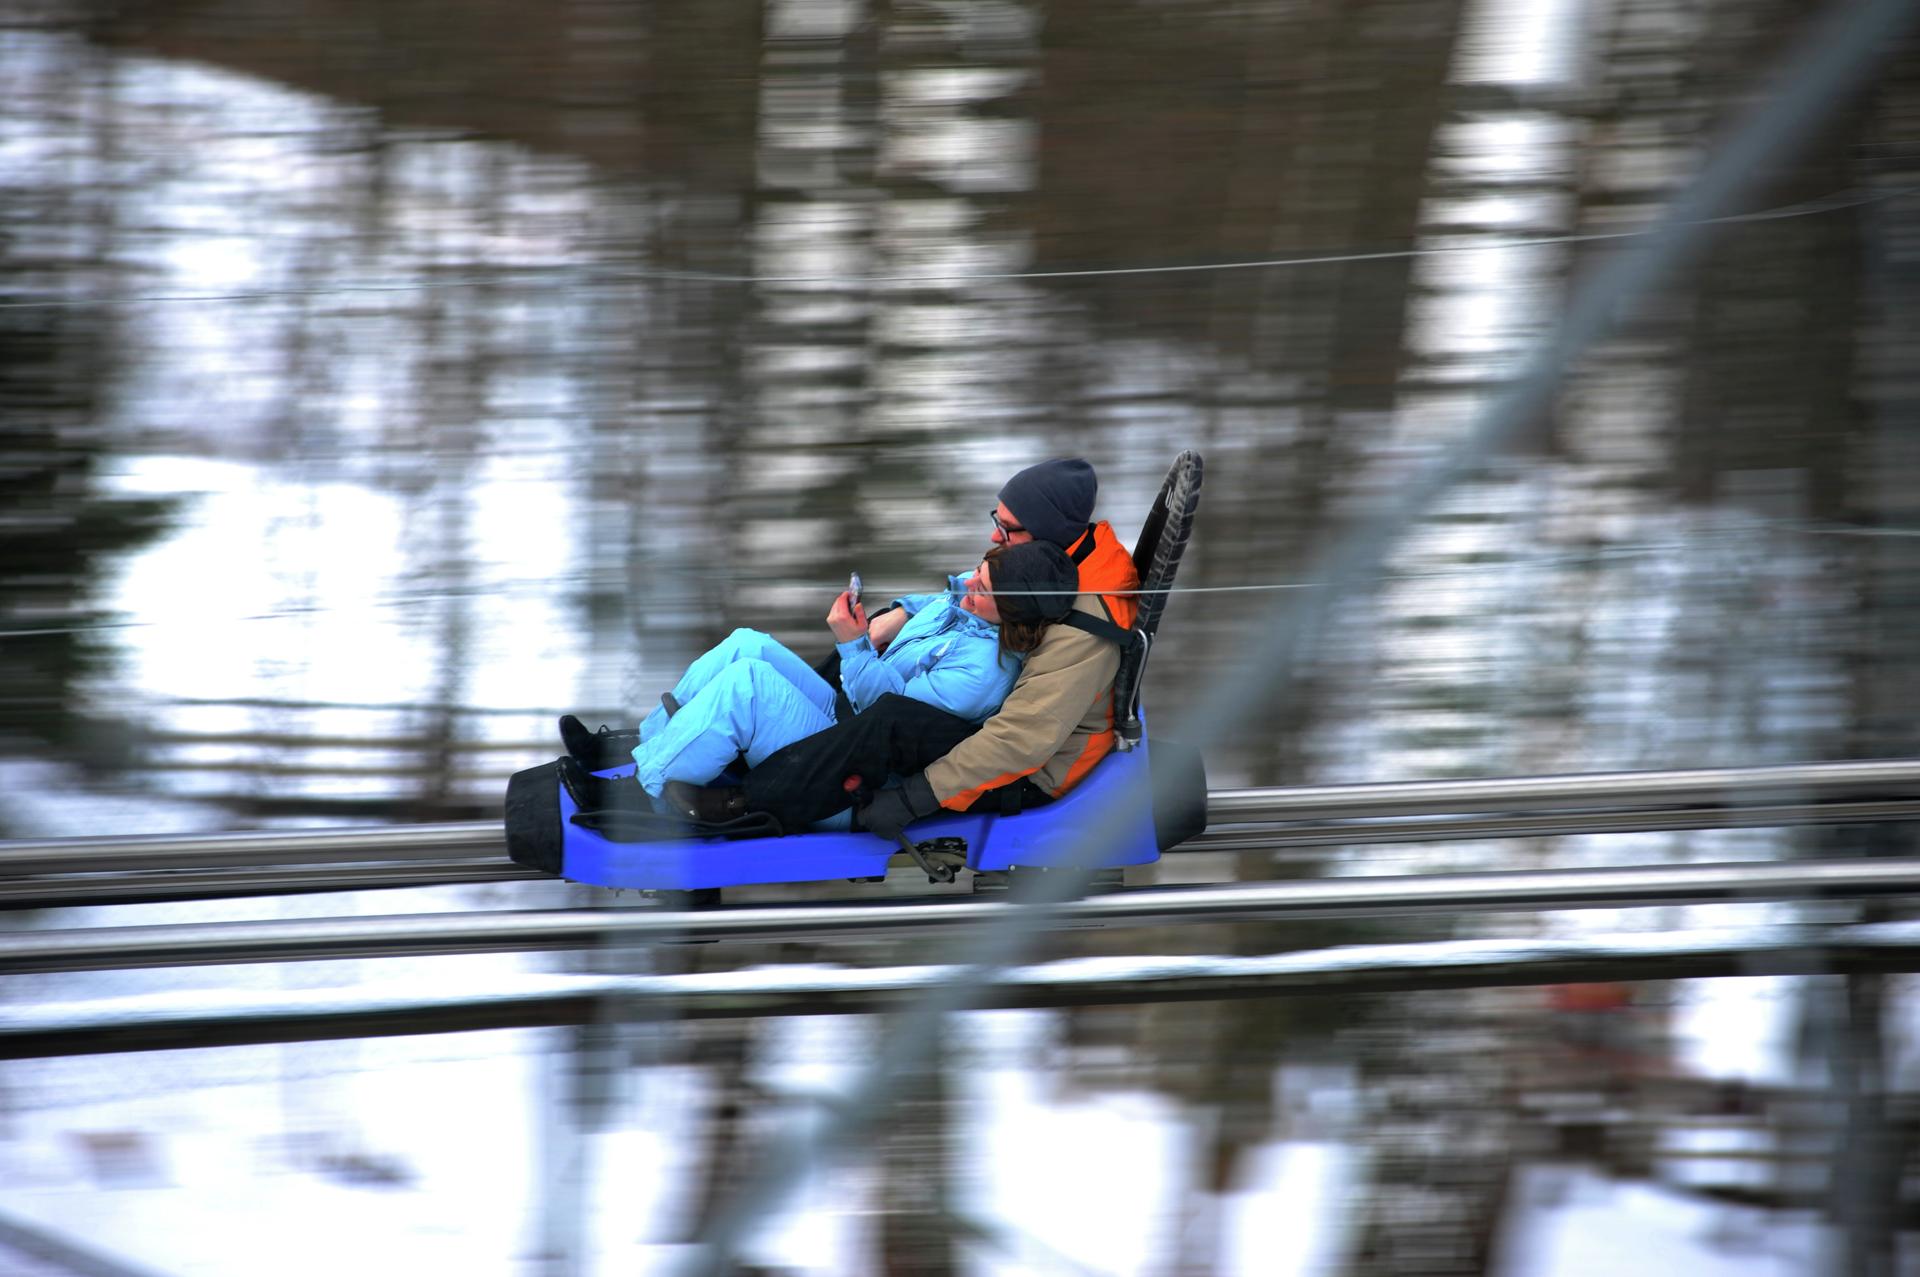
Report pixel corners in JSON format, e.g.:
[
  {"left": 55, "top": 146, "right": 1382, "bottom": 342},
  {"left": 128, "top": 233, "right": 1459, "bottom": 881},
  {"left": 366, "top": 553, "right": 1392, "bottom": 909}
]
[
  {"left": 0, "top": 1037, "right": 546, "bottom": 1276},
  {"left": 0, "top": 1002, "right": 1867, "bottom": 1277},
  {"left": 1498, "top": 1165, "right": 1828, "bottom": 1277}
]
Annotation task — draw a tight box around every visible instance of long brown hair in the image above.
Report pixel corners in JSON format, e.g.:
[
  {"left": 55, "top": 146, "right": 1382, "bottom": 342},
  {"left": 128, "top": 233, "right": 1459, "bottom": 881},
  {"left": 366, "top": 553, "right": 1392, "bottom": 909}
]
[{"left": 982, "top": 544, "right": 1058, "bottom": 659}]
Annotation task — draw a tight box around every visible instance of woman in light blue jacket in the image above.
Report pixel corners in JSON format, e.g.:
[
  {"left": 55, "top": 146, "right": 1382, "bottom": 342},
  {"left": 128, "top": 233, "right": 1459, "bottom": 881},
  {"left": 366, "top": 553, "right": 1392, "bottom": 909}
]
[{"left": 561, "top": 539, "right": 1078, "bottom": 815}]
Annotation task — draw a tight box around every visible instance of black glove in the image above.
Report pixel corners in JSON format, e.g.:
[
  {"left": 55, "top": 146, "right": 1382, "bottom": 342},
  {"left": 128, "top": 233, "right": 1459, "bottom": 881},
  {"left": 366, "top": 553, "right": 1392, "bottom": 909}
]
[{"left": 859, "top": 772, "right": 940, "bottom": 843}]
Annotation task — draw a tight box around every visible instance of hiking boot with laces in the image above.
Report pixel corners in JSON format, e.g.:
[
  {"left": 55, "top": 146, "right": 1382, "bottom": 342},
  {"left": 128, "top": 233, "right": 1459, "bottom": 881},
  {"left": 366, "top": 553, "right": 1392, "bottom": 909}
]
[
  {"left": 560, "top": 693, "right": 682, "bottom": 767},
  {"left": 558, "top": 715, "right": 641, "bottom": 768}
]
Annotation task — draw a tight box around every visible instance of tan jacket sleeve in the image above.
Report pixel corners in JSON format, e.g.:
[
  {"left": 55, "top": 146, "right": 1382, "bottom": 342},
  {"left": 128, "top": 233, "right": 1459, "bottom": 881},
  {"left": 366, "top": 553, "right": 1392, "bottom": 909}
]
[{"left": 923, "top": 620, "right": 1120, "bottom": 808}]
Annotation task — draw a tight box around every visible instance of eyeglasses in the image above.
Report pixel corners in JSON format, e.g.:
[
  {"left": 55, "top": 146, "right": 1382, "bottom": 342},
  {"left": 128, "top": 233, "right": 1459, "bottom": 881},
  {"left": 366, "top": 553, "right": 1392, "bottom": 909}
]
[{"left": 990, "top": 510, "right": 1027, "bottom": 539}]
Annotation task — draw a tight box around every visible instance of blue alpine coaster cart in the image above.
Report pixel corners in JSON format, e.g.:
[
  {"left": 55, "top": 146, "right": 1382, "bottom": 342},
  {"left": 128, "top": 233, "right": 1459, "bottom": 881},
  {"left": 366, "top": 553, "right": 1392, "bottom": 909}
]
[{"left": 504, "top": 453, "right": 1207, "bottom": 895}]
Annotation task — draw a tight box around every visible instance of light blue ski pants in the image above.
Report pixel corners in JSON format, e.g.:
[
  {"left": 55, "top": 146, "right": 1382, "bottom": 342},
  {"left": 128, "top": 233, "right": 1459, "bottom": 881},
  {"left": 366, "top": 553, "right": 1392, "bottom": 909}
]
[{"left": 629, "top": 628, "right": 841, "bottom": 800}]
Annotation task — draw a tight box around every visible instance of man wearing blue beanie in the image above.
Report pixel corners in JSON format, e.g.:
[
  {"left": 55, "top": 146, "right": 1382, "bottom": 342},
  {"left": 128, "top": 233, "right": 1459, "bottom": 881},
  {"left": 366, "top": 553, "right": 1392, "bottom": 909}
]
[
  {"left": 986, "top": 457, "right": 1138, "bottom": 637},
  {"left": 992, "top": 459, "right": 1099, "bottom": 551}
]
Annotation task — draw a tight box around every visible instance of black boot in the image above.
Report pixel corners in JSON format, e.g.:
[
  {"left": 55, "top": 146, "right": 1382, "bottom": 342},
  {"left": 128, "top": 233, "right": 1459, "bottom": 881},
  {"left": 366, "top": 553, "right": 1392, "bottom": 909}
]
[
  {"left": 558, "top": 715, "right": 641, "bottom": 769},
  {"left": 661, "top": 779, "right": 749, "bottom": 825},
  {"left": 557, "top": 756, "right": 649, "bottom": 813}
]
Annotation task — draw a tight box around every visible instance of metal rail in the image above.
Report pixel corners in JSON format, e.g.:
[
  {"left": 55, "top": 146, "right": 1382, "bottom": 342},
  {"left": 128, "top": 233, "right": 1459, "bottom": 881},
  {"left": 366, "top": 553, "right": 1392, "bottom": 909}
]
[
  {"left": 1186, "top": 798, "right": 1920, "bottom": 850},
  {"left": 5, "top": 857, "right": 1920, "bottom": 974},
  {"left": 0, "top": 861, "right": 550, "bottom": 909},
  {"left": 1205, "top": 758, "right": 1920, "bottom": 821},
  {"left": 0, "top": 822, "right": 503, "bottom": 875},
  {"left": 10, "top": 797, "right": 1920, "bottom": 910},
  {"left": 4, "top": 758, "right": 1919, "bottom": 909},
  {"left": 7, "top": 920, "right": 1920, "bottom": 1058}
]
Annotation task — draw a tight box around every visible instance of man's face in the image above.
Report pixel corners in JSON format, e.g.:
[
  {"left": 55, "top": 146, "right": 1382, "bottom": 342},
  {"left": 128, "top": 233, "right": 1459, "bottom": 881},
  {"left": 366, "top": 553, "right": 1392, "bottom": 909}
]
[{"left": 989, "top": 501, "right": 1034, "bottom": 547}]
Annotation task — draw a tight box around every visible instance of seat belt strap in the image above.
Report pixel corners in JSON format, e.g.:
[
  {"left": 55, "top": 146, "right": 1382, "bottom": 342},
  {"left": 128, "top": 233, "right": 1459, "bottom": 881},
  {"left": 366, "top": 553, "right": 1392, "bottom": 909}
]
[
  {"left": 1062, "top": 611, "right": 1132, "bottom": 647},
  {"left": 1067, "top": 525, "right": 1098, "bottom": 564}
]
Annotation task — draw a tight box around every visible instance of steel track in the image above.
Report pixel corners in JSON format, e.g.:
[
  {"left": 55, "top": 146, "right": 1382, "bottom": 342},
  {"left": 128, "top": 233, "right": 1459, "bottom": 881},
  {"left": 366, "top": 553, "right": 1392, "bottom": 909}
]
[
  {"left": 5, "top": 757, "right": 1920, "bottom": 907},
  {"left": 6, "top": 856, "right": 1920, "bottom": 974}
]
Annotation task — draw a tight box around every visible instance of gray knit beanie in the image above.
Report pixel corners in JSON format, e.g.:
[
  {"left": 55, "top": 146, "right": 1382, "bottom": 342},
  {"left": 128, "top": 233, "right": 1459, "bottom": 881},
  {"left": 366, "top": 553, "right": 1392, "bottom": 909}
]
[{"left": 998, "top": 459, "right": 1097, "bottom": 549}]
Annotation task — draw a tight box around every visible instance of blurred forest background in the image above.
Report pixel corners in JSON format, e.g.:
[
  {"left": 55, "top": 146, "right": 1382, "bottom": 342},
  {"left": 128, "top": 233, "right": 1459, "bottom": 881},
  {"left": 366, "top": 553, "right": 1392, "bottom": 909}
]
[{"left": 2, "top": 0, "right": 1919, "bottom": 1272}]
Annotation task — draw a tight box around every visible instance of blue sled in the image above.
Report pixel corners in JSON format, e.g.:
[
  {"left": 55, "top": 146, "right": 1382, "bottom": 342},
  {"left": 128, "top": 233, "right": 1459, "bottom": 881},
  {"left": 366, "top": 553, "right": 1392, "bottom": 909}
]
[
  {"left": 507, "top": 450, "right": 1210, "bottom": 894},
  {"left": 504, "top": 736, "right": 1207, "bottom": 893}
]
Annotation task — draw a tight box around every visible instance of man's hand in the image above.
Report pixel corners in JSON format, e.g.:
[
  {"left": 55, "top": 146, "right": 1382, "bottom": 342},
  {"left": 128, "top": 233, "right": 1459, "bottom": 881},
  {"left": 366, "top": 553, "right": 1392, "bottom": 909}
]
[
  {"left": 827, "top": 590, "right": 869, "bottom": 643},
  {"left": 866, "top": 606, "right": 908, "bottom": 653},
  {"left": 860, "top": 773, "right": 940, "bottom": 843}
]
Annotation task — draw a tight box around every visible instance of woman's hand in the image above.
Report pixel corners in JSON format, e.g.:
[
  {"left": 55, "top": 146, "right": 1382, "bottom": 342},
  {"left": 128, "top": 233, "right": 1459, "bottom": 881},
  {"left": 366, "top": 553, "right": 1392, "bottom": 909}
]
[
  {"left": 866, "top": 606, "right": 908, "bottom": 653},
  {"left": 827, "top": 590, "right": 869, "bottom": 643}
]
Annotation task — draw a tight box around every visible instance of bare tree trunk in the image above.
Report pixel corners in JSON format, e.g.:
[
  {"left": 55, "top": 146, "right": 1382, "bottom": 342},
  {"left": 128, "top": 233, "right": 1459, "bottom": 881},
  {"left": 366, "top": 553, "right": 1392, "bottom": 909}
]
[
  {"left": 1345, "top": 1001, "right": 1518, "bottom": 1277},
  {"left": 674, "top": 1019, "right": 763, "bottom": 1249},
  {"left": 877, "top": 1024, "right": 958, "bottom": 1276},
  {"left": 1828, "top": 972, "right": 1899, "bottom": 1277}
]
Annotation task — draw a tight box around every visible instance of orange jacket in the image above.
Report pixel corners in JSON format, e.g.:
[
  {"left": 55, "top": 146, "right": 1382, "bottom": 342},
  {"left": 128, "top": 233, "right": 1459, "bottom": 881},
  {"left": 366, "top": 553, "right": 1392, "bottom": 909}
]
[{"left": 1068, "top": 521, "right": 1139, "bottom": 631}]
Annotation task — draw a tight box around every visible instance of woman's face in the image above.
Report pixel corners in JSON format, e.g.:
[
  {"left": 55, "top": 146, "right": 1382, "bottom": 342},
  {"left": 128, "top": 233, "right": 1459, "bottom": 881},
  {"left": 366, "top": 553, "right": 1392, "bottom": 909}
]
[{"left": 961, "top": 560, "right": 1001, "bottom": 624}]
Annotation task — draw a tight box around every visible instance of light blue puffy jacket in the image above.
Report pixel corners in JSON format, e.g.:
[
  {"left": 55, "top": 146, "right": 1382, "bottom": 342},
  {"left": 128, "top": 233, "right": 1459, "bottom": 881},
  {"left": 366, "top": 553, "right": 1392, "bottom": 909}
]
[{"left": 834, "top": 588, "right": 1021, "bottom": 723}]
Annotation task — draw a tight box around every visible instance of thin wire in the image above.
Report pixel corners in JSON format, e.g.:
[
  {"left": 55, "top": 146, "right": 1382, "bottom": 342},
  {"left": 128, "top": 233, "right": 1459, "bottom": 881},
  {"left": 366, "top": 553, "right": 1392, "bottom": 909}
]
[
  {"left": 0, "top": 183, "right": 1910, "bottom": 312},
  {"left": 9, "top": 520, "right": 1895, "bottom": 640},
  {"left": 0, "top": 530, "right": 1823, "bottom": 640},
  {"left": 631, "top": 180, "right": 1916, "bottom": 285}
]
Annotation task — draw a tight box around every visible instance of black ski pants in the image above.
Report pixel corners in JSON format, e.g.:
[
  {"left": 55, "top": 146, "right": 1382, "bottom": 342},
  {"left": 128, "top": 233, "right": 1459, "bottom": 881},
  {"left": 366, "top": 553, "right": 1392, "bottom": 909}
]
[{"left": 741, "top": 692, "right": 1048, "bottom": 832}]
